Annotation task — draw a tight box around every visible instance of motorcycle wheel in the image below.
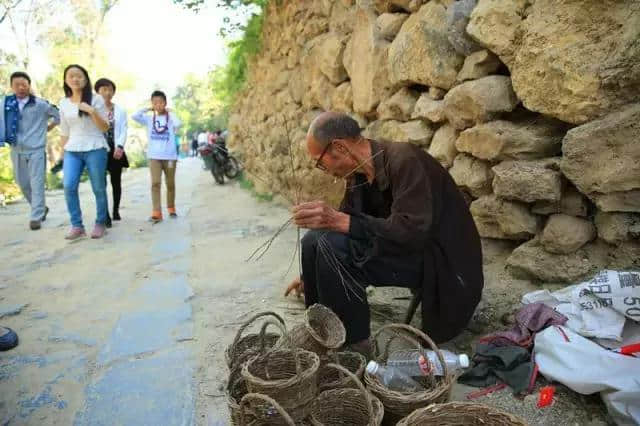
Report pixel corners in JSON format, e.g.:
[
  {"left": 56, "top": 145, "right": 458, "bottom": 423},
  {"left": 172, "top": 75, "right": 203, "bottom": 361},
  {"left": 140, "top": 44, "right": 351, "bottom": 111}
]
[
  {"left": 224, "top": 156, "right": 240, "bottom": 179},
  {"left": 211, "top": 162, "right": 225, "bottom": 184}
]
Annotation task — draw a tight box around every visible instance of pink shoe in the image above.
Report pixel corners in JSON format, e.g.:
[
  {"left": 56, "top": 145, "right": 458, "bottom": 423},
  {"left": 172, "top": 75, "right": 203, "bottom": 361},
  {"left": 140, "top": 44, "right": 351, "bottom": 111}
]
[
  {"left": 91, "top": 224, "right": 106, "bottom": 239},
  {"left": 65, "top": 227, "right": 86, "bottom": 240}
]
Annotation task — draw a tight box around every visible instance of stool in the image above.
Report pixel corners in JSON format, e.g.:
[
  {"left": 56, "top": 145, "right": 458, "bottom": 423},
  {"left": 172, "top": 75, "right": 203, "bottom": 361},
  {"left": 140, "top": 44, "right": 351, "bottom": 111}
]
[{"left": 404, "top": 287, "right": 421, "bottom": 324}]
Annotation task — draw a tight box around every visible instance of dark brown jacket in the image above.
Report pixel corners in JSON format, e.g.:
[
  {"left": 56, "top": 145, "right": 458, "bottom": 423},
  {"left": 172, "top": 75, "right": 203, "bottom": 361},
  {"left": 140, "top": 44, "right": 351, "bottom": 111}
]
[{"left": 340, "top": 140, "right": 484, "bottom": 343}]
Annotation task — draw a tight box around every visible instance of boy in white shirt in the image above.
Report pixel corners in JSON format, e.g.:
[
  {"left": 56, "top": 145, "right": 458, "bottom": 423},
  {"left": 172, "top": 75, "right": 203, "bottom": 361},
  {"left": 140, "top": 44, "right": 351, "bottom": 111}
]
[{"left": 132, "top": 90, "right": 182, "bottom": 223}]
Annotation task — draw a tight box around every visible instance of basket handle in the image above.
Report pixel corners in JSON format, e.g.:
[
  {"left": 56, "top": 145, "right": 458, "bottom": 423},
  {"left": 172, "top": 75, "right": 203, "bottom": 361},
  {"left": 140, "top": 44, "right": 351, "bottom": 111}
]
[
  {"left": 257, "top": 319, "right": 287, "bottom": 354},
  {"left": 326, "top": 363, "right": 374, "bottom": 425},
  {"left": 230, "top": 311, "right": 286, "bottom": 358},
  {"left": 239, "top": 393, "right": 295, "bottom": 426},
  {"left": 372, "top": 323, "right": 449, "bottom": 378},
  {"left": 263, "top": 348, "right": 303, "bottom": 381}
]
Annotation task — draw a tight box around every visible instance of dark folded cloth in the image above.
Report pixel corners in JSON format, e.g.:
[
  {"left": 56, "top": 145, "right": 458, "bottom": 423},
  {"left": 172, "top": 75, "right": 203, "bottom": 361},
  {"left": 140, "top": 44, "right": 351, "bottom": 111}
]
[
  {"left": 0, "top": 327, "right": 19, "bottom": 351},
  {"left": 459, "top": 343, "right": 534, "bottom": 394}
]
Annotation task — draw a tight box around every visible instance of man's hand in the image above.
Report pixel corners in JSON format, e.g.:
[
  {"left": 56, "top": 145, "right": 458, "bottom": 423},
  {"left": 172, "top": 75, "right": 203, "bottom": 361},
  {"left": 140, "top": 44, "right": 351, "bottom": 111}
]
[
  {"left": 285, "top": 277, "right": 304, "bottom": 298},
  {"left": 78, "top": 102, "right": 95, "bottom": 115},
  {"left": 114, "top": 147, "right": 124, "bottom": 160},
  {"left": 292, "top": 201, "right": 350, "bottom": 233}
]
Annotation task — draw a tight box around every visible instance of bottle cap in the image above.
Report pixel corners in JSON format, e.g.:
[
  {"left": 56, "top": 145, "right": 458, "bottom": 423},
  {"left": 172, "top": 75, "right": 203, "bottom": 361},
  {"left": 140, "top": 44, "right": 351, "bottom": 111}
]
[
  {"left": 459, "top": 354, "right": 470, "bottom": 368},
  {"left": 366, "top": 360, "right": 379, "bottom": 375}
]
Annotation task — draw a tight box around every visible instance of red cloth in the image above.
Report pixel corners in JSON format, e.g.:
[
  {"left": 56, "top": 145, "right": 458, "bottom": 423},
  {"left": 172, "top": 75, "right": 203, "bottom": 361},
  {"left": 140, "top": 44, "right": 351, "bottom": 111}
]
[{"left": 480, "top": 303, "right": 567, "bottom": 348}]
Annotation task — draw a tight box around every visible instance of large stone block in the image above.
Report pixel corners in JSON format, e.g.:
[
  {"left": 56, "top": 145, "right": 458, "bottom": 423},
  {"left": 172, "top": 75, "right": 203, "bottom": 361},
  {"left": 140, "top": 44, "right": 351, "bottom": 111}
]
[
  {"left": 507, "top": 238, "right": 608, "bottom": 283},
  {"left": 469, "top": 0, "right": 640, "bottom": 124},
  {"left": 388, "top": 2, "right": 465, "bottom": 90},
  {"left": 455, "top": 115, "right": 566, "bottom": 161},
  {"left": 561, "top": 104, "right": 640, "bottom": 211},
  {"left": 540, "top": 214, "right": 596, "bottom": 254},
  {"left": 449, "top": 154, "right": 493, "bottom": 197},
  {"left": 531, "top": 185, "right": 590, "bottom": 218},
  {"left": 446, "top": 0, "right": 482, "bottom": 56},
  {"left": 443, "top": 76, "right": 519, "bottom": 130},
  {"left": 318, "top": 33, "right": 349, "bottom": 84},
  {"left": 330, "top": 0, "right": 356, "bottom": 35},
  {"left": 492, "top": 159, "right": 562, "bottom": 203},
  {"left": 595, "top": 212, "right": 640, "bottom": 245},
  {"left": 348, "top": 7, "right": 396, "bottom": 114},
  {"left": 411, "top": 94, "right": 445, "bottom": 123},
  {"left": 374, "top": 0, "right": 423, "bottom": 14},
  {"left": 470, "top": 195, "right": 539, "bottom": 240},
  {"left": 428, "top": 124, "right": 459, "bottom": 169},
  {"left": 363, "top": 120, "right": 434, "bottom": 146},
  {"left": 331, "top": 82, "right": 353, "bottom": 112},
  {"left": 376, "top": 13, "right": 409, "bottom": 41},
  {"left": 376, "top": 87, "right": 419, "bottom": 121}
]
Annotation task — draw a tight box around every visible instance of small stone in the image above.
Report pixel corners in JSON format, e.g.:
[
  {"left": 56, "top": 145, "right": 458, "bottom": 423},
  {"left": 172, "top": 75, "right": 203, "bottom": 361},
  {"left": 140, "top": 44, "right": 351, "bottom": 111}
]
[
  {"left": 456, "top": 49, "right": 501, "bottom": 82},
  {"left": 428, "top": 86, "right": 446, "bottom": 100},
  {"left": 541, "top": 214, "right": 596, "bottom": 254},
  {"left": 412, "top": 94, "right": 446, "bottom": 123},
  {"left": 492, "top": 159, "right": 562, "bottom": 203},
  {"left": 0, "top": 303, "right": 28, "bottom": 319}
]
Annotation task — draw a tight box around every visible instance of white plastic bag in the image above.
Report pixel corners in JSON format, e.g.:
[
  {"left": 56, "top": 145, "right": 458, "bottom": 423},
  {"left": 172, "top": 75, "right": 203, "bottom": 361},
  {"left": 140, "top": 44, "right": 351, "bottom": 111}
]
[{"left": 534, "top": 326, "right": 640, "bottom": 425}]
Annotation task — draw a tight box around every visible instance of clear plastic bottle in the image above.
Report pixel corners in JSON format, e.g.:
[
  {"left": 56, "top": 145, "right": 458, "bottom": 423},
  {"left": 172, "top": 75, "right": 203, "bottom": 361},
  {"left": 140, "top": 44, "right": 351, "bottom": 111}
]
[
  {"left": 366, "top": 361, "right": 426, "bottom": 392},
  {"left": 386, "top": 349, "right": 470, "bottom": 377}
]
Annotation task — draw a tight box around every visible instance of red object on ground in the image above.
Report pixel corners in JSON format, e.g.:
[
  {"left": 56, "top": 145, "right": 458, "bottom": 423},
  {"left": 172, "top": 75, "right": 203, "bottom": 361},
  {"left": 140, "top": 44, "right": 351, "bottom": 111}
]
[
  {"left": 537, "top": 386, "right": 555, "bottom": 408},
  {"left": 618, "top": 343, "right": 640, "bottom": 356}
]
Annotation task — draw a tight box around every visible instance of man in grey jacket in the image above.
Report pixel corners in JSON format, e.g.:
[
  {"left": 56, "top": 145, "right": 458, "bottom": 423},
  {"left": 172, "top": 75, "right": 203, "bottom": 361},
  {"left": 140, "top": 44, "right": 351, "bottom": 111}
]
[{"left": 0, "top": 71, "right": 60, "bottom": 230}]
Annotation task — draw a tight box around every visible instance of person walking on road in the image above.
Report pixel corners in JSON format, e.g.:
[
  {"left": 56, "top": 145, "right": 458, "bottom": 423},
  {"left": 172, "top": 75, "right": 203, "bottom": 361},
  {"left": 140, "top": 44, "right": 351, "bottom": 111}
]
[
  {"left": 59, "top": 64, "right": 110, "bottom": 240},
  {"left": 0, "top": 71, "right": 60, "bottom": 230},
  {"left": 132, "top": 90, "right": 182, "bottom": 223},
  {"left": 94, "top": 78, "right": 129, "bottom": 227}
]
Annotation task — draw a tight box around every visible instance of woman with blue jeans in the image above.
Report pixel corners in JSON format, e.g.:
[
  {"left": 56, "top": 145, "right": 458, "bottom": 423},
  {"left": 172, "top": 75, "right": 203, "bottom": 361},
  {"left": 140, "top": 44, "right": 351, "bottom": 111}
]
[{"left": 59, "top": 64, "right": 110, "bottom": 240}]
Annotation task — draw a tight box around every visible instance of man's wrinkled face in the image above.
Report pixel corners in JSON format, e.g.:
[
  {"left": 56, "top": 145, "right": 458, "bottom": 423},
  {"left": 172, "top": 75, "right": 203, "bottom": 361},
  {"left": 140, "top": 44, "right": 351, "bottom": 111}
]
[
  {"left": 307, "top": 135, "right": 356, "bottom": 178},
  {"left": 11, "top": 77, "right": 30, "bottom": 98},
  {"left": 151, "top": 96, "right": 167, "bottom": 114}
]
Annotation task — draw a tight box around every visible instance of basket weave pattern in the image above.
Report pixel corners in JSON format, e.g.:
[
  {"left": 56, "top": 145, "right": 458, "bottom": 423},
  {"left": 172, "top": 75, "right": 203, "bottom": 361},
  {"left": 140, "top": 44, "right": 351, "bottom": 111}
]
[
  {"left": 225, "top": 311, "right": 286, "bottom": 370},
  {"left": 396, "top": 402, "right": 528, "bottom": 426}
]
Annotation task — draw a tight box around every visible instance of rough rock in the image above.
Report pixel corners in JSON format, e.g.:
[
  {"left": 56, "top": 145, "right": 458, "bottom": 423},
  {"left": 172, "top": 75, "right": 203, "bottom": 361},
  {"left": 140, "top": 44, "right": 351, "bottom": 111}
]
[
  {"left": 330, "top": 0, "right": 356, "bottom": 35},
  {"left": 411, "top": 94, "right": 445, "bottom": 123},
  {"left": 593, "top": 191, "right": 640, "bottom": 213},
  {"left": 456, "top": 50, "right": 502, "bottom": 82},
  {"left": 455, "top": 115, "right": 566, "bottom": 161},
  {"left": 428, "top": 87, "right": 446, "bottom": 100},
  {"left": 376, "top": 13, "right": 409, "bottom": 41},
  {"left": 331, "top": 82, "right": 353, "bottom": 112},
  {"left": 348, "top": 7, "right": 396, "bottom": 114},
  {"left": 363, "top": 120, "right": 433, "bottom": 146},
  {"left": 374, "top": 0, "right": 423, "bottom": 14},
  {"left": 541, "top": 214, "right": 596, "bottom": 254},
  {"left": 509, "top": 0, "right": 640, "bottom": 124},
  {"left": 470, "top": 195, "right": 539, "bottom": 240},
  {"left": 467, "top": 0, "right": 527, "bottom": 66},
  {"left": 449, "top": 154, "right": 493, "bottom": 197},
  {"left": 376, "top": 87, "right": 419, "bottom": 121},
  {"left": 561, "top": 104, "right": 640, "bottom": 210},
  {"left": 318, "top": 33, "right": 349, "bottom": 84},
  {"left": 443, "top": 76, "right": 519, "bottom": 130},
  {"left": 609, "top": 241, "right": 640, "bottom": 271},
  {"left": 445, "top": 0, "right": 482, "bottom": 56},
  {"left": 492, "top": 159, "right": 562, "bottom": 203},
  {"left": 595, "top": 212, "right": 640, "bottom": 245},
  {"left": 507, "top": 238, "right": 609, "bottom": 283},
  {"left": 388, "top": 2, "right": 465, "bottom": 90},
  {"left": 531, "top": 185, "right": 590, "bottom": 218},
  {"left": 428, "top": 124, "right": 459, "bottom": 168}
]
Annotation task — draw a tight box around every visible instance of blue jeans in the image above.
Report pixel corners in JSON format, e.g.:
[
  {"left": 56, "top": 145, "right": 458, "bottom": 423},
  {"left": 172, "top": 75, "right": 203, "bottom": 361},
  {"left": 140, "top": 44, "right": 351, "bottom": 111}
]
[{"left": 63, "top": 149, "right": 108, "bottom": 228}]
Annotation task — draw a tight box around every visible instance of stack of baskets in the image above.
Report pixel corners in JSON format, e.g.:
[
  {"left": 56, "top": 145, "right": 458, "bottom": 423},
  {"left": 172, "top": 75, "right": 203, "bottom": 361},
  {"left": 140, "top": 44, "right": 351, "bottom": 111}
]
[{"left": 224, "top": 306, "right": 527, "bottom": 425}]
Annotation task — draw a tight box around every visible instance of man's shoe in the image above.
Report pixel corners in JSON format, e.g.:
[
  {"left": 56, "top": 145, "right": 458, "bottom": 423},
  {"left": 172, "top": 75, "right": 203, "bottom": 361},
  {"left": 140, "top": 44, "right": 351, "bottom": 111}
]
[
  {"left": 113, "top": 210, "right": 121, "bottom": 221},
  {"left": 0, "top": 327, "right": 18, "bottom": 351},
  {"left": 91, "top": 224, "right": 106, "bottom": 239},
  {"left": 41, "top": 206, "right": 49, "bottom": 222},
  {"left": 105, "top": 215, "right": 112, "bottom": 229},
  {"left": 149, "top": 215, "right": 163, "bottom": 224},
  {"left": 29, "top": 220, "right": 41, "bottom": 230},
  {"left": 168, "top": 207, "right": 177, "bottom": 218},
  {"left": 65, "top": 227, "right": 86, "bottom": 240}
]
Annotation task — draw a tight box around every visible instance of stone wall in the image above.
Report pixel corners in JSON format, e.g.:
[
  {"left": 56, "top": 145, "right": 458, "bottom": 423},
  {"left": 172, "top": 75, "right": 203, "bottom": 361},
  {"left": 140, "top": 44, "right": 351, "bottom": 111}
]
[{"left": 228, "top": 0, "right": 640, "bottom": 283}]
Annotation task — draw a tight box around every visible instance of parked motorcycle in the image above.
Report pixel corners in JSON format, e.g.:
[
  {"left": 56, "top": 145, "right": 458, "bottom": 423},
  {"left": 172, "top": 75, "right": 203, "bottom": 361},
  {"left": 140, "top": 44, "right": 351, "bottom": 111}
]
[{"left": 199, "top": 143, "right": 240, "bottom": 184}]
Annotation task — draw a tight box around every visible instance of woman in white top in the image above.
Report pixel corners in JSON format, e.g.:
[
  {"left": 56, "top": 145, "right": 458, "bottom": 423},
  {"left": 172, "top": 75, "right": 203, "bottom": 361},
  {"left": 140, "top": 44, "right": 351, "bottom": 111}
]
[
  {"left": 59, "top": 64, "right": 110, "bottom": 240},
  {"left": 94, "top": 78, "right": 128, "bottom": 227}
]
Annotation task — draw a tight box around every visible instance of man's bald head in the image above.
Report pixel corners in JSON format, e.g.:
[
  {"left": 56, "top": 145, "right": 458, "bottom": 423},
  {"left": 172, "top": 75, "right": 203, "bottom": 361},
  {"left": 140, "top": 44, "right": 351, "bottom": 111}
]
[{"left": 307, "top": 112, "right": 361, "bottom": 149}]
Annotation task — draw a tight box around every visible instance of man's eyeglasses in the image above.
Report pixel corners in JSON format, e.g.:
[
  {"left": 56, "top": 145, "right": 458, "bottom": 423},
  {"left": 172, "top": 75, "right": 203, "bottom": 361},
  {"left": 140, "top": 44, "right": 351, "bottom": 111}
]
[{"left": 314, "top": 141, "right": 333, "bottom": 171}]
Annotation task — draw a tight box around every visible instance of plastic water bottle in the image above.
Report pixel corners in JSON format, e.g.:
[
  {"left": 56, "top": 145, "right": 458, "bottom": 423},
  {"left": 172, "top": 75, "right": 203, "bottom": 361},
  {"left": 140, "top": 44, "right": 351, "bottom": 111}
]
[
  {"left": 386, "top": 349, "right": 470, "bottom": 377},
  {"left": 366, "top": 361, "right": 426, "bottom": 392}
]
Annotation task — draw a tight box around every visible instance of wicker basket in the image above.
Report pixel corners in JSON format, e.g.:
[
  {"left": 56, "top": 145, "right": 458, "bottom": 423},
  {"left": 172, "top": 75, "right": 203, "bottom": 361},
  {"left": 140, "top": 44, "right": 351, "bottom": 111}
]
[
  {"left": 225, "top": 311, "right": 286, "bottom": 370},
  {"left": 241, "top": 348, "right": 320, "bottom": 422},
  {"left": 396, "top": 402, "right": 528, "bottom": 426},
  {"left": 227, "top": 365, "right": 253, "bottom": 425},
  {"left": 363, "top": 324, "right": 455, "bottom": 421},
  {"left": 239, "top": 393, "right": 295, "bottom": 426},
  {"left": 276, "top": 304, "right": 346, "bottom": 356},
  {"left": 318, "top": 351, "right": 366, "bottom": 392},
  {"left": 310, "top": 363, "right": 384, "bottom": 426}
]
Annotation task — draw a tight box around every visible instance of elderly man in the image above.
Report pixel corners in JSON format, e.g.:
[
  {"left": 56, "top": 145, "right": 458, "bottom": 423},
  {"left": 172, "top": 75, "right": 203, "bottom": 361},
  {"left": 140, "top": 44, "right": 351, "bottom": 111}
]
[{"left": 286, "top": 112, "right": 483, "bottom": 351}]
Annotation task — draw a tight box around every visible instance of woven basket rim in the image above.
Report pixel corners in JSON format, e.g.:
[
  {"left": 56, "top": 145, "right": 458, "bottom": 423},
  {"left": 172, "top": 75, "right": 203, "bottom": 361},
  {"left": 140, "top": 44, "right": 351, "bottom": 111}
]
[
  {"left": 305, "top": 304, "right": 346, "bottom": 349},
  {"left": 241, "top": 348, "right": 320, "bottom": 389},
  {"left": 225, "top": 311, "right": 286, "bottom": 366},
  {"left": 396, "top": 402, "right": 528, "bottom": 426}
]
